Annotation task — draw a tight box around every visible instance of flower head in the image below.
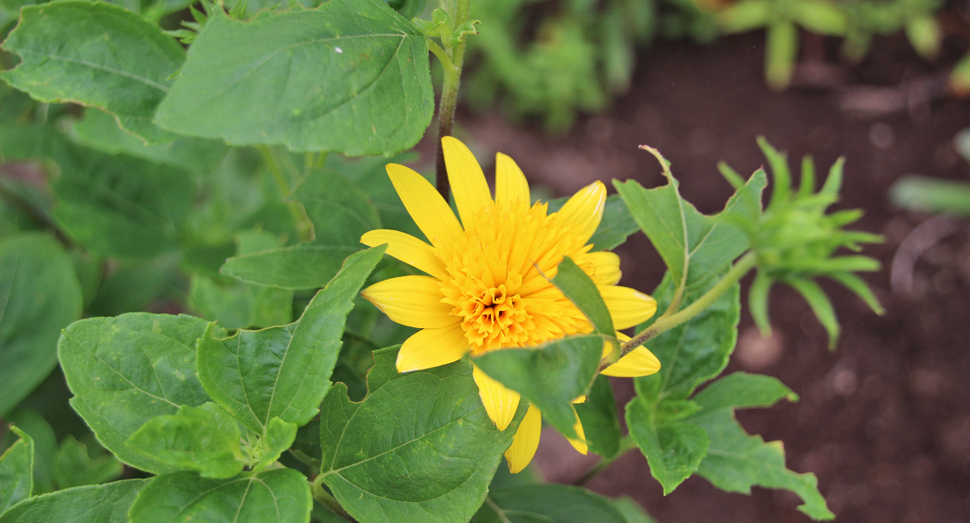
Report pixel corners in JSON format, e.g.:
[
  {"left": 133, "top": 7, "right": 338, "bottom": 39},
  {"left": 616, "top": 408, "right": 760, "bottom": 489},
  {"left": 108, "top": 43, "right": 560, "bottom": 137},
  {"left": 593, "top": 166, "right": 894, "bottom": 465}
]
[{"left": 361, "top": 137, "right": 660, "bottom": 472}]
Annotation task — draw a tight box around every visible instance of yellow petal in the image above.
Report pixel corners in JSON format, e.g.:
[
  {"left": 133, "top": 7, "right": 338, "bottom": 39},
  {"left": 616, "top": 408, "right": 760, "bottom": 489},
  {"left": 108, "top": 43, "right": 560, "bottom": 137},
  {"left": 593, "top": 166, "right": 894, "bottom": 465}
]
[
  {"left": 386, "top": 163, "right": 463, "bottom": 247},
  {"left": 601, "top": 346, "right": 661, "bottom": 377},
  {"left": 584, "top": 251, "right": 621, "bottom": 285},
  {"left": 565, "top": 406, "right": 588, "bottom": 455},
  {"left": 504, "top": 404, "right": 541, "bottom": 474},
  {"left": 442, "top": 136, "right": 492, "bottom": 227},
  {"left": 495, "top": 152, "right": 530, "bottom": 206},
  {"left": 557, "top": 181, "right": 606, "bottom": 245},
  {"left": 397, "top": 327, "right": 470, "bottom": 373},
  {"left": 361, "top": 275, "right": 458, "bottom": 329},
  {"left": 599, "top": 285, "right": 658, "bottom": 329},
  {"left": 473, "top": 364, "right": 520, "bottom": 431},
  {"left": 361, "top": 229, "right": 446, "bottom": 279}
]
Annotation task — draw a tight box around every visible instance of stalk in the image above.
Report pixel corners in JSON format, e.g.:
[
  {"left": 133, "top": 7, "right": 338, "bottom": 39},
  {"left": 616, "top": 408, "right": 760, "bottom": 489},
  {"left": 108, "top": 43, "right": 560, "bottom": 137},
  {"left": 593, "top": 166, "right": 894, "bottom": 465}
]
[{"left": 433, "top": 0, "right": 471, "bottom": 200}]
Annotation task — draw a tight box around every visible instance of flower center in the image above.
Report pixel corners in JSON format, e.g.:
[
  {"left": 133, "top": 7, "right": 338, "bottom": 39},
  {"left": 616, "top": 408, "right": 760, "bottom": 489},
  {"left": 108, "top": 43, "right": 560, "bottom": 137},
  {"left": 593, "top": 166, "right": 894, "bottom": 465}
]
[{"left": 436, "top": 199, "right": 593, "bottom": 354}]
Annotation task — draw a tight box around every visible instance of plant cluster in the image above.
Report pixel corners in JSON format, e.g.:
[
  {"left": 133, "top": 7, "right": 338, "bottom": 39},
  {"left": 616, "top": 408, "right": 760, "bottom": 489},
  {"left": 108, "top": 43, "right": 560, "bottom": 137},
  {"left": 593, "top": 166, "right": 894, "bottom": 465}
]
[
  {"left": 465, "top": 0, "right": 948, "bottom": 130},
  {"left": 0, "top": 0, "right": 881, "bottom": 522}
]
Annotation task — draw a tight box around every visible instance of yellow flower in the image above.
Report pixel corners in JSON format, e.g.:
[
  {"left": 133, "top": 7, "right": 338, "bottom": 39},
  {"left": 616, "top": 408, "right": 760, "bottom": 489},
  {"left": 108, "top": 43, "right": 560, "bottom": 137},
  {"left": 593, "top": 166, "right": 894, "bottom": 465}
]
[{"left": 360, "top": 137, "right": 661, "bottom": 473}]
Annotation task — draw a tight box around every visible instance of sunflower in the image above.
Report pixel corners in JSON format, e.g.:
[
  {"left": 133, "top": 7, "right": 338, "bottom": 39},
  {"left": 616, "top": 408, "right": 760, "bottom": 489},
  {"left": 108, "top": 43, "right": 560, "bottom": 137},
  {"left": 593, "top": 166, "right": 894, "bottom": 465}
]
[{"left": 361, "top": 137, "right": 660, "bottom": 472}]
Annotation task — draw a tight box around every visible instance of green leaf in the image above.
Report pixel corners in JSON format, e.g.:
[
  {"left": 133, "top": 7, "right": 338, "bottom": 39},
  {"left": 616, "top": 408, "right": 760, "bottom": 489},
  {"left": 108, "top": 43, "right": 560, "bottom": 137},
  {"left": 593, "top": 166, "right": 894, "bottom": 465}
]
[
  {"left": 625, "top": 398, "right": 709, "bottom": 494},
  {"left": 128, "top": 469, "right": 311, "bottom": 523},
  {"left": 126, "top": 403, "right": 244, "bottom": 479},
  {"left": 472, "top": 335, "right": 603, "bottom": 439},
  {"left": 0, "top": 427, "right": 33, "bottom": 513},
  {"left": 614, "top": 158, "right": 766, "bottom": 294},
  {"left": 765, "top": 20, "right": 797, "bottom": 91},
  {"left": 589, "top": 195, "right": 639, "bottom": 252},
  {"left": 1, "top": 410, "right": 55, "bottom": 496},
  {"left": 0, "top": 479, "right": 147, "bottom": 523},
  {"left": 59, "top": 313, "right": 220, "bottom": 474},
  {"left": 198, "top": 246, "right": 385, "bottom": 433},
  {"left": 686, "top": 373, "right": 833, "bottom": 520},
  {"left": 289, "top": 169, "right": 380, "bottom": 246},
  {"left": 634, "top": 272, "right": 741, "bottom": 404},
  {"left": 611, "top": 497, "right": 657, "bottom": 523},
  {"left": 53, "top": 153, "right": 194, "bottom": 259},
  {"left": 0, "top": 234, "right": 82, "bottom": 418},
  {"left": 889, "top": 175, "right": 970, "bottom": 217},
  {"left": 51, "top": 436, "right": 123, "bottom": 490},
  {"left": 786, "top": 278, "right": 839, "bottom": 349},
  {"left": 155, "top": 0, "right": 434, "bottom": 155},
  {"left": 0, "top": 1, "right": 185, "bottom": 143},
  {"left": 472, "top": 484, "right": 629, "bottom": 523},
  {"left": 319, "top": 347, "right": 522, "bottom": 523},
  {"left": 332, "top": 152, "right": 422, "bottom": 238},
  {"left": 190, "top": 230, "right": 294, "bottom": 330},
  {"left": 71, "top": 110, "right": 228, "bottom": 173},
  {"left": 220, "top": 245, "right": 361, "bottom": 289},
  {"left": 552, "top": 257, "right": 615, "bottom": 337},
  {"left": 574, "top": 375, "right": 622, "bottom": 458},
  {"left": 254, "top": 417, "right": 297, "bottom": 471}
]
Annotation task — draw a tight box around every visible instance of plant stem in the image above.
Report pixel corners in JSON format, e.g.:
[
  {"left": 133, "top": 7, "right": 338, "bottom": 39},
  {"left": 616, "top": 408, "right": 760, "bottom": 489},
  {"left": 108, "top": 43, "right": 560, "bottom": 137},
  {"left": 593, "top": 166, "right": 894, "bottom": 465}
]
[
  {"left": 311, "top": 477, "right": 355, "bottom": 522},
  {"left": 572, "top": 435, "right": 637, "bottom": 486},
  {"left": 433, "top": 0, "right": 471, "bottom": 200},
  {"left": 603, "top": 252, "right": 758, "bottom": 371}
]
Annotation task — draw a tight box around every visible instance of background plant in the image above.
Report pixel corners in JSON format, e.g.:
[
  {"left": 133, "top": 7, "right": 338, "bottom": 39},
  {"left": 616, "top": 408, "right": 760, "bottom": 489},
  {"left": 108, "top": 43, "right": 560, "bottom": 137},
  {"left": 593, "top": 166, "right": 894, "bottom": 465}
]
[{"left": 0, "top": 0, "right": 880, "bottom": 521}]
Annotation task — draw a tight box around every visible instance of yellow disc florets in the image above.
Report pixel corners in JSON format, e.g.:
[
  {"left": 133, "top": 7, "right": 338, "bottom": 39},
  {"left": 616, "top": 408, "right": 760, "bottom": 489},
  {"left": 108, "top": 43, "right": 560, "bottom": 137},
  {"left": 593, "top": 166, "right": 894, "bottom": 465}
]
[{"left": 437, "top": 199, "right": 592, "bottom": 354}]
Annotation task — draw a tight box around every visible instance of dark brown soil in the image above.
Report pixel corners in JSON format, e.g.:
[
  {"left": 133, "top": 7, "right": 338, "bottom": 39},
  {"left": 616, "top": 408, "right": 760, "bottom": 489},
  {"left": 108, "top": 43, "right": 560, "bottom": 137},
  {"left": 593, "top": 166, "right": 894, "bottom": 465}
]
[{"left": 465, "top": 31, "right": 970, "bottom": 523}]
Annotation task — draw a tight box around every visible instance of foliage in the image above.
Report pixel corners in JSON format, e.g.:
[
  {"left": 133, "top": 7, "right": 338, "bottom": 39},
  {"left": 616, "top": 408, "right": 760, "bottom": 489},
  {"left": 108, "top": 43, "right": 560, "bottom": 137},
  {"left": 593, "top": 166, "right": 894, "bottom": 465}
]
[{"left": 0, "top": 0, "right": 881, "bottom": 521}]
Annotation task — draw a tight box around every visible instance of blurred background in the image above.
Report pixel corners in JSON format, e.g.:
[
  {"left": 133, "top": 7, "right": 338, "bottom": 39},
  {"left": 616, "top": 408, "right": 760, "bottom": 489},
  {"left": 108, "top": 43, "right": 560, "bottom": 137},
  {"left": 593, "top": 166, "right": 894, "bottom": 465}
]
[{"left": 445, "top": 1, "right": 970, "bottom": 521}]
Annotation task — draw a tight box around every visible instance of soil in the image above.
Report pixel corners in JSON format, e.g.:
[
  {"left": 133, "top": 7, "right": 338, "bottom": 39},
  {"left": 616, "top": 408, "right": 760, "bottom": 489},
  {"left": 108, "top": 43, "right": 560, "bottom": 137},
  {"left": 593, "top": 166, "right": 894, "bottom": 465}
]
[{"left": 463, "top": 30, "right": 970, "bottom": 523}]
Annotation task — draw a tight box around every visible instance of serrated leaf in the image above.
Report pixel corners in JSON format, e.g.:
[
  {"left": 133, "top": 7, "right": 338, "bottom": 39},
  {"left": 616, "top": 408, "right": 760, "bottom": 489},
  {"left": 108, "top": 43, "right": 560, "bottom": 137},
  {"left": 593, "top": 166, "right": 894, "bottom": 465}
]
[
  {"left": 220, "top": 244, "right": 361, "bottom": 289},
  {"left": 0, "top": 234, "right": 82, "bottom": 418},
  {"left": 0, "top": 479, "right": 147, "bottom": 523},
  {"left": 614, "top": 163, "right": 765, "bottom": 294},
  {"left": 51, "top": 436, "right": 123, "bottom": 490},
  {"left": 128, "top": 469, "right": 311, "bottom": 523},
  {"left": 574, "top": 375, "right": 622, "bottom": 458},
  {"left": 289, "top": 169, "right": 380, "bottom": 246},
  {"left": 1, "top": 410, "right": 55, "bottom": 496},
  {"left": 59, "top": 313, "right": 220, "bottom": 474},
  {"left": 53, "top": 152, "right": 194, "bottom": 259},
  {"left": 552, "top": 257, "right": 615, "bottom": 337},
  {"left": 126, "top": 403, "right": 244, "bottom": 479},
  {"left": 0, "top": 426, "right": 33, "bottom": 513},
  {"left": 634, "top": 271, "right": 741, "bottom": 404},
  {"left": 686, "top": 373, "right": 833, "bottom": 520},
  {"left": 155, "top": 0, "right": 434, "bottom": 155},
  {"left": 198, "top": 246, "right": 385, "bottom": 433},
  {"left": 319, "top": 347, "right": 522, "bottom": 523},
  {"left": 473, "top": 335, "right": 602, "bottom": 439},
  {"left": 625, "top": 398, "right": 709, "bottom": 494},
  {"left": 0, "top": 1, "right": 185, "bottom": 143},
  {"left": 472, "top": 484, "right": 630, "bottom": 523},
  {"left": 72, "top": 110, "right": 228, "bottom": 173}
]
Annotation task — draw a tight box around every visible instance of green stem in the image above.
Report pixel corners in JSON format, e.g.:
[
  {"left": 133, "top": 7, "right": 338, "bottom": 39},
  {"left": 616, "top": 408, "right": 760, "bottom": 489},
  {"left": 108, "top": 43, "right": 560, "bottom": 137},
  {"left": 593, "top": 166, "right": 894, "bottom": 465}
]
[
  {"left": 572, "top": 435, "right": 637, "bottom": 486},
  {"left": 311, "top": 477, "right": 355, "bottom": 522},
  {"left": 603, "top": 252, "right": 758, "bottom": 371},
  {"left": 258, "top": 145, "right": 313, "bottom": 242},
  {"left": 433, "top": 0, "right": 471, "bottom": 200}
]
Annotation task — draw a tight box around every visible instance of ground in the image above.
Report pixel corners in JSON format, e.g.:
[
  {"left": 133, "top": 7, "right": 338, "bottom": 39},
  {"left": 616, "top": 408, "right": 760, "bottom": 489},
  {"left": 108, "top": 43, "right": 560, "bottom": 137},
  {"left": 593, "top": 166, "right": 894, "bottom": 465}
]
[{"left": 462, "top": 30, "right": 970, "bottom": 523}]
